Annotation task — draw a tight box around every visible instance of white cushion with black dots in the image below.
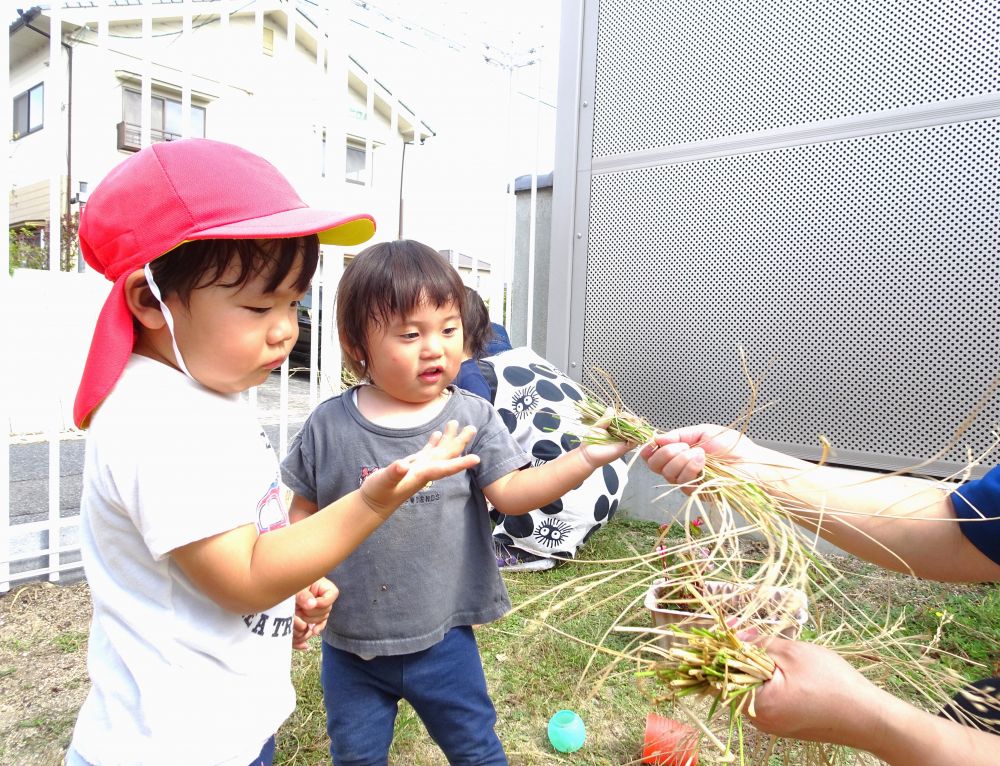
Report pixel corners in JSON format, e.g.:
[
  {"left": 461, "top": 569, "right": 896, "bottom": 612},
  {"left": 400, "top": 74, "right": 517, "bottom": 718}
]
[{"left": 480, "top": 346, "right": 630, "bottom": 561}]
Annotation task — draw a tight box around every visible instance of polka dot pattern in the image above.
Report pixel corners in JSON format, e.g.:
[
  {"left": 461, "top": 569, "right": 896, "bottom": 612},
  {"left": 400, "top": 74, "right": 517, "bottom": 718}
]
[{"left": 482, "top": 347, "right": 631, "bottom": 557}]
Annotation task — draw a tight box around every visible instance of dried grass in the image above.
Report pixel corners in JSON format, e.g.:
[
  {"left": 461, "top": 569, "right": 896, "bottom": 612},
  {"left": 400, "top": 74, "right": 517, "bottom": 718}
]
[{"left": 550, "top": 364, "right": 999, "bottom": 764}]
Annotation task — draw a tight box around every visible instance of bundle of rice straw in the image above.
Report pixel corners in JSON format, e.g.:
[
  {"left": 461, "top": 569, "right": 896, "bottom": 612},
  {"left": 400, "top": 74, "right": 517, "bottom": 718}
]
[
  {"left": 641, "top": 624, "right": 775, "bottom": 715},
  {"left": 575, "top": 387, "right": 823, "bottom": 598}
]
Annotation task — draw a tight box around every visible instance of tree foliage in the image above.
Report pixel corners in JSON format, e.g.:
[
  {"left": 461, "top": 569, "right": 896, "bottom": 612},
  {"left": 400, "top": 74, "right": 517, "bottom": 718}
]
[{"left": 8, "top": 212, "right": 81, "bottom": 274}]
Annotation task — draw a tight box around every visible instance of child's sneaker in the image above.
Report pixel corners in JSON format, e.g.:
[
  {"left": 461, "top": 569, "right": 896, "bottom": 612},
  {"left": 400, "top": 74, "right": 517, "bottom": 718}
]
[{"left": 495, "top": 542, "right": 557, "bottom": 572}]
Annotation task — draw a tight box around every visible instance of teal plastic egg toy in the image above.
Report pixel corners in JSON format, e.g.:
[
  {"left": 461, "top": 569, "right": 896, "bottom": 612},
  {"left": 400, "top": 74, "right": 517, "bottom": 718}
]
[{"left": 547, "top": 709, "right": 586, "bottom": 753}]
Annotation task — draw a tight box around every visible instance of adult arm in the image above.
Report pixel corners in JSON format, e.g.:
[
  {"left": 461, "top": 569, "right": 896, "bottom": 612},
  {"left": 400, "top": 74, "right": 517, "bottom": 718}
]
[
  {"left": 641, "top": 425, "right": 1000, "bottom": 582},
  {"left": 170, "top": 422, "right": 480, "bottom": 613},
  {"left": 750, "top": 638, "right": 1000, "bottom": 766}
]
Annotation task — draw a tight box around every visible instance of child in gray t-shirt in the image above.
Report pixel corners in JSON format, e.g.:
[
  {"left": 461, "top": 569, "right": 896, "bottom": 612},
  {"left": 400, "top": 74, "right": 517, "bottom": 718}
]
[{"left": 281, "top": 239, "right": 631, "bottom": 765}]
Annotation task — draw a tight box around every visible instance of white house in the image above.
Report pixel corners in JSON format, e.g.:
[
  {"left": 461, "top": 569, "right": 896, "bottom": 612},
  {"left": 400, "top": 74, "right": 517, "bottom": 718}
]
[{"left": 8, "top": 1, "right": 435, "bottom": 258}]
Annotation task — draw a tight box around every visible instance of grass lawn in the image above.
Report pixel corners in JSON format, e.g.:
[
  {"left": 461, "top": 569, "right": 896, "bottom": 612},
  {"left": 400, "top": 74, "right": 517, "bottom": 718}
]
[
  {"left": 2, "top": 516, "right": 996, "bottom": 765},
  {"left": 274, "top": 516, "right": 1000, "bottom": 765}
]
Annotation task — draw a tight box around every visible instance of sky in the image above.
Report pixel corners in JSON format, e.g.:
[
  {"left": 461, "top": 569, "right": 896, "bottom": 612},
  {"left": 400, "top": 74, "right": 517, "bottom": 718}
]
[{"left": 344, "top": 0, "right": 562, "bottom": 263}]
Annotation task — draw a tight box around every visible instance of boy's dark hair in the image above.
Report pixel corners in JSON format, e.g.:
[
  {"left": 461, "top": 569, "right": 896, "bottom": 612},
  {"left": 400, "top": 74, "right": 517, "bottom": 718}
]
[
  {"left": 462, "top": 286, "right": 493, "bottom": 359},
  {"left": 337, "top": 239, "right": 466, "bottom": 379},
  {"left": 143, "top": 236, "right": 319, "bottom": 307}
]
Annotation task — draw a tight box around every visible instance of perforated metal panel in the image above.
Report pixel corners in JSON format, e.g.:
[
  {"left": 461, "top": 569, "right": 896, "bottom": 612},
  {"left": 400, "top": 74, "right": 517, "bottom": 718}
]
[
  {"left": 583, "top": 118, "right": 1000, "bottom": 475},
  {"left": 593, "top": 0, "right": 1000, "bottom": 156}
]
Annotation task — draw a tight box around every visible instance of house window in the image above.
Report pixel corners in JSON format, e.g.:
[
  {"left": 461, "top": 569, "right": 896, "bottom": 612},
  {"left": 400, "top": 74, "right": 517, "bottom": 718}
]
[
  {"left": 12, "top": 83, "right": 44, "bottom": 140},
  {"left": 346, "top": 143, "right": 368, "bottom": 185},
  {"left": 119, "top": 88, "right": 206, "bottom": 152},
  {"left": 263, "top": 26, "right": 275, "bottom": 56}
]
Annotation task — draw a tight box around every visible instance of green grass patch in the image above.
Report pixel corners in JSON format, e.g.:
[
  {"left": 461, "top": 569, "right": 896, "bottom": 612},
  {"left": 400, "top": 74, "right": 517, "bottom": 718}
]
[{"left": 52, "top": 631, "right": 88, "bottom": 654}]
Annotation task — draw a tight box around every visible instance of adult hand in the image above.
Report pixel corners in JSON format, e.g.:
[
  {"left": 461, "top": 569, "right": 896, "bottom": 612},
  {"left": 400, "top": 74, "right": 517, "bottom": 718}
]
[
  {"left": 291, "top": 577, "right": 339, "bottom": 651},
  {"left": 359, "top": 420, "right": 480, "bottom": 517},
  {"left": 640, "top": 424, "right": 759, "bottom": 491},
  {"left": 749, "top": 637, "right": 891, "bottom": 747}
]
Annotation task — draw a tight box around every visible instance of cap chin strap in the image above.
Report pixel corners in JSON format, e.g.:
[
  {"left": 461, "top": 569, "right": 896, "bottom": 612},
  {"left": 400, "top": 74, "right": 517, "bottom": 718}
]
[{"left": 143, "top": 263, "right": 195, "bottom": 381}]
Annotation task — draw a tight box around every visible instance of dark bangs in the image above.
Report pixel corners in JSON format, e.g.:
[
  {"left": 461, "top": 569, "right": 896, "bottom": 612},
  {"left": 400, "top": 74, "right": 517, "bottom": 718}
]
[
  {"left": 372, "top": 240, "right": 465, "bottom": 323},
  {"left": 149, "top": 236, "right": 320, "bottom": 305}
]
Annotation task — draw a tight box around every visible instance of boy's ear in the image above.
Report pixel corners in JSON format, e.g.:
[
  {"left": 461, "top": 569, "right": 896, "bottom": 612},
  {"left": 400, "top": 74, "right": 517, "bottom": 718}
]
[
  {"left": 123, "top": 268, "right": 167, "bottom": 330},
  {"left": 343, "top": 344, "right": 363, "bottom": 366}
]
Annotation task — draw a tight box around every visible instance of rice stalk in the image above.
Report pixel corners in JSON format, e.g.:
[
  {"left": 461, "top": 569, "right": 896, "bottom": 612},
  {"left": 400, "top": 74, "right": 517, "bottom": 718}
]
[{"left": 560, "top": 365, "right": 1000, "bottom": 754}]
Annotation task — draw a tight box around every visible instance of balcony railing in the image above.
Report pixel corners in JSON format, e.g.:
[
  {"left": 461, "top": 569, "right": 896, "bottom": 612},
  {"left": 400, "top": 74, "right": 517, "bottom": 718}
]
[{"left": 116, "top": 122, "right": 183, "bottom": 152}]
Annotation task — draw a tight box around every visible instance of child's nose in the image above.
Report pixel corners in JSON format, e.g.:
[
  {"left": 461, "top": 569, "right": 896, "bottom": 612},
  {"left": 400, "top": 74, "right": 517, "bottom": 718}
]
[
  {"left": 423, "top": 335, "right": 444, "bottom": 356},
  {"left": 269, "top": 314, "right": 294, "bottom": 345}
]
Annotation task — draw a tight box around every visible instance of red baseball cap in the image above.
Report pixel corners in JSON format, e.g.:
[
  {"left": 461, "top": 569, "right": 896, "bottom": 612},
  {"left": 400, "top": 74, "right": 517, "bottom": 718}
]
[{"left": 73, "top": 138, "right": 376, "bottom": 429}]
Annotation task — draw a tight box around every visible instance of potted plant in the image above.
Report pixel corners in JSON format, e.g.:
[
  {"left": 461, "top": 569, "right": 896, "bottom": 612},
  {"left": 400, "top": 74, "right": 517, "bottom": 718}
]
[{"left": 645, "top": 576, "right": 808, "bottom": 650}]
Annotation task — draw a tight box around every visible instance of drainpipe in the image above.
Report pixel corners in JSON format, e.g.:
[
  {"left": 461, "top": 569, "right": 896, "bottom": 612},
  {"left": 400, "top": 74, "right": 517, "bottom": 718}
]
[
  {"left": 23, "top": 15, "right": 74, "bottom": 235},
  {"left": 398, "top": 139, "right": 412, "bottom": 240}
]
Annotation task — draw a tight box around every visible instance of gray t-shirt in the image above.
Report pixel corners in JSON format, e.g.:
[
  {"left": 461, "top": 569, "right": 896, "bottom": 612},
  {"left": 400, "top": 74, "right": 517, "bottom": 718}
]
[{"left": 281, "top": 385, "right": 530, "bottom": 656}]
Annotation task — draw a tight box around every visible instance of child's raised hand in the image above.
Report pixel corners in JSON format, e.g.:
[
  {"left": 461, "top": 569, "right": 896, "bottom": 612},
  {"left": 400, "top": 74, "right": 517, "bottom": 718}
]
[
  {"left": 578, "top": 432, "right": 633, "bottom": 468},
  {"left": 577, "top": 408, "right": 636, "bottom": 467},
  {"left": 358, "top": 421, "right": 480, "bottom": 517}
]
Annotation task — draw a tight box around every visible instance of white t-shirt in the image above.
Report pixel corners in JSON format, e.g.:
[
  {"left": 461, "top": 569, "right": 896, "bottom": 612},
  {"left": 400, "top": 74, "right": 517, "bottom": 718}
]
[{"left": 70, "top": 355, "right": 295, "bottom": 766}]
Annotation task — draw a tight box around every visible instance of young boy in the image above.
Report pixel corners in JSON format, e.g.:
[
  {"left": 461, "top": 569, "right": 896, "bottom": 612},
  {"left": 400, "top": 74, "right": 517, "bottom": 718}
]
[
  {"left": 281, "top": 240, "right": 633, "bottom": 765},
  {"left": 67, "top": 140, "right": 479, "bottom": 766}
]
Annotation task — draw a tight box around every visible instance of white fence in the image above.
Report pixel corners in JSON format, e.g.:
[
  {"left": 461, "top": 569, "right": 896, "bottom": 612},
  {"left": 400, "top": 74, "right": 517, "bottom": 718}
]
[{"left": 0, "top": 266, "right": 344, "bottom": 591}]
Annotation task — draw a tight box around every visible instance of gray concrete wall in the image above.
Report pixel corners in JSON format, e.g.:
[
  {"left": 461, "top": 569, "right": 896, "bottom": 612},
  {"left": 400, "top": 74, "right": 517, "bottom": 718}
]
[{"left": 512, "top": 174, "right": 553, "bottom": 357}]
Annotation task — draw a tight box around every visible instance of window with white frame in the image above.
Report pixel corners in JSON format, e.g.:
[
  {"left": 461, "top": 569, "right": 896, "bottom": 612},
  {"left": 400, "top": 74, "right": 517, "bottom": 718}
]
[
  {"left": 346, "top": 140, "right": 369, "bottom": 185},
  {"left": 12, "top": 83, "right": 44, "bottom": 140},
  {"left": 119, "top": 88, "right": 206, "bottom": 152}
]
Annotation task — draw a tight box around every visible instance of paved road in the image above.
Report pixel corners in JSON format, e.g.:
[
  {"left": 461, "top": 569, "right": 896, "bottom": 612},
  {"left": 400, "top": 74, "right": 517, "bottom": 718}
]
[{"left": 6, "top": 370, "right": 322, "bottom": 584}]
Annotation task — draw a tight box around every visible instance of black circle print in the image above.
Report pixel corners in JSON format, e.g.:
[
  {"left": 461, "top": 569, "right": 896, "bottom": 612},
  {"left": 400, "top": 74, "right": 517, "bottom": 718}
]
[
  {"left": 532, "top": 439, "right": 562, "bottom": 462},
  {"left": 503, "top": 513, "right": 535, "bottom": 538},
  {"left": 594, "top": 494, "right": 612, "bottom": 521},
  {"left": 560, "top": 383, "right": 583, "bottom": 401},
  {"left": 560, "top": 432, "right": 581, "bottom": 451},
  {"left": 501, "top": 365, "right": 535, "bottom": 386},
  {"left": 607, "top": 498, "right": 619, "bottom": 521},
  {"left": 535, "top": 378, "right": 565, "bottom": 402},
  {"left": 528, "top": 363, "right": 559, "bottom": 380},
  {"left": 497, "top": 408, "right": 517, "bottom": 434},
  {"left": 539, "top": 499, "right": 564, "bottom": 515},
  {"left": 532, "top": 408, "right": 561, "bottom": 434},
  {"left": 581, "top": 523, "right": 603, "bottom": 545},
  {"left": 602, "top": 464, "right": 620, "bottom": 495}
]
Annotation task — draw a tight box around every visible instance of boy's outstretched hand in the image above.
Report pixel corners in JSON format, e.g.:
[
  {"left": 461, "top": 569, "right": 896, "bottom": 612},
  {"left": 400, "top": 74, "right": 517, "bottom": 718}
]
[
  {"left": 359, "top": 420, "right": 480, "bottom": 518},
  {"left": 578, "top": 432, "right": 634, "bottom": 468}
]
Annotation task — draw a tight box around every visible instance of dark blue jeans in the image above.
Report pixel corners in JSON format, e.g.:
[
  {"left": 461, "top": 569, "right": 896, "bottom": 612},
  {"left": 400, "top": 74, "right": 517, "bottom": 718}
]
[
  {"left": 320, "top": 626, "right": 508, "bottom": 766},
  {"left": 250, "top": 735, "right": 276, "bottom": 766}
]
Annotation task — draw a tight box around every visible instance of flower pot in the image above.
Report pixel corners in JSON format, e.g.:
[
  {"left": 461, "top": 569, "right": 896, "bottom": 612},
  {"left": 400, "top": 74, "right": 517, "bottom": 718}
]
[
  {"left": 645, "top": 579, "right": 808, "bottom": 650},
  {"left": 642, "top": 712, "right": 698, "bottom": 765}
]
